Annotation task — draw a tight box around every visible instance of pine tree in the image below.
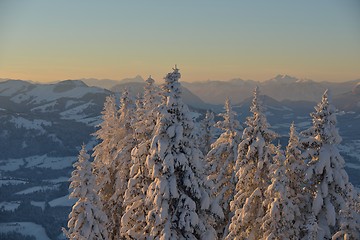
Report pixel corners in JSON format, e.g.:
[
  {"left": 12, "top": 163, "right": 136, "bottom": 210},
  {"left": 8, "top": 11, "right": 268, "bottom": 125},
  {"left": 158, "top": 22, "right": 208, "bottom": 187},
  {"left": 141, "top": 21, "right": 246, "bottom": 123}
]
[
  {"left": 145, "top": 66, "right": 219, "bottom": 239},
  {"left": 303, "top": 213, "right": 320, "bottom": 240},
  {"left": 284, "top": 122, "right": 306, "bottom": 237},
  {"left": 107, "top": 89, "right": 136, "bottom": 239},
  {"left": 261, "top": 146, "right": 300, "bottom": 239},
  {"left": 206, "top": 98, "right": 241, "bottom": 237},
  {"left": 121, "top": 76, "right": 159, "bottom": 239},
  {"left": 332, "top": 184, "right": 360, "bottom": 239},
  {"left": 226, "top": 86, "right": 277, "bottom": 240},
  {"left": 301, "top": 90, "right": 353, "bottom": 239},
  {"left": 64, "top": 145, "right": 109, "bottom": 240},
  {"left": 198, "top": 110, "right": 216, "bottom": 155},
  {"left": 92, "top": 95, "right": 118, "bottom": 222}
]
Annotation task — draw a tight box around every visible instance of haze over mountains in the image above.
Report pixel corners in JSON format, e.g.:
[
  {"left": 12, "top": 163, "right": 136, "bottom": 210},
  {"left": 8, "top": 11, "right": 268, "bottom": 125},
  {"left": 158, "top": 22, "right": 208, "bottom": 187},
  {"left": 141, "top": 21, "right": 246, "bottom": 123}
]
[
  {"left": 4, "top": 74, "right": 358, "bottom": 105},
  {"left": 73, "top": 74, "right": 360, "bottom": 104}
]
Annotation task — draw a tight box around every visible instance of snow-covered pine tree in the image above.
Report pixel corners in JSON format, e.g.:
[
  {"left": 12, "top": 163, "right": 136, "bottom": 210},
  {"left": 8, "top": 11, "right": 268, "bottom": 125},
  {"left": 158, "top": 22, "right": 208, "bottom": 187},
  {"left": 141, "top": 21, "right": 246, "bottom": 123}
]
[
  {"left": 107, "top": 89, "right": 136, "bottom": 239},
  {"left": 284, "top": 122, "right": 306, "bottom": 236},
  {"left": 301, "top": 90, "right": 353, "bottom": 239},
  {"left": 206, "top": 98, "right": 241, "bottom": 237},
  {"left": 92, "top": 95, "right": 118, "bottom": 202},
  {"left": 143, "top": 75, "right": 159, "bottom": 114},
  {"left": 92, "top": 95, "right": 118, "bottom": 231},
  {"left": 261, "top": 145, "right": 300, "bottom": 239},
  {"left": 121, "top": 76, "right": 159, "bottom": 239},
  {"left": 198, "top": 110, "right": 216, "bottom": 155},
  {"left": 303, "top": 213, "right": 320, "bottom": 240},
  {"left": 226, "top": 86, "right": 277, "bottom": 240},
  {"left": 145, "top": 66, "right": 219, "bottom": 239},
  {"left": 64, "top": 145, "right": 109, "bottom": 240},
  {"left": 332, "top": 184, "right": 360, "bottom": 239}
]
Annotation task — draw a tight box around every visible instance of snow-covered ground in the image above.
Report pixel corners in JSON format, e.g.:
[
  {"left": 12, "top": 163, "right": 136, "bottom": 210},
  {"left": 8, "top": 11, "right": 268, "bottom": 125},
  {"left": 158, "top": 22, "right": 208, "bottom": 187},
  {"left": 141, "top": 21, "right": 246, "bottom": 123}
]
[
  {"left": 31, "top": 201, "right": 45, "bottom": 210},
  {"left": 0, "top": 222, "right": 51, "bottom": 240},
  {"left": 60, "top": 101, "right": 95, "bottom": 120},
  {"left": 339, "top": 140, "right": 360, "bottom": 169},
  {"left": 10, "top": 117, "right": 52, "bottom": 134},
  {"left": 24, "top": 155, "right": 75, "bottom": 170},
  {"left": 0, "top": 179, "right": 27, "bottom": 186},
  {"left": 31, "top": 101, "right": 58, "bottom": 112},
  {"left": 15, "top": 185, "right": 60, "bottom": 195},
  {"left": 45, "top": 177, "right": 70, "bottom": 184},
  {"left": 7, "top": 81, "right": 105, "bottom": 104},
  {"left": 49, "top": 194, "right": 77, "bottom": 207},
  {"left": 0, "top": 201, "right": 20, "bottom": 211},
  {"left": 0, "top": 155, "right": 76, "bottom": 172},
  {"left": 0, "top": 159, "right": 24, "bottom": 171},
  {"left": 77, "top": 116, "right": 102, "bottom": 126}
]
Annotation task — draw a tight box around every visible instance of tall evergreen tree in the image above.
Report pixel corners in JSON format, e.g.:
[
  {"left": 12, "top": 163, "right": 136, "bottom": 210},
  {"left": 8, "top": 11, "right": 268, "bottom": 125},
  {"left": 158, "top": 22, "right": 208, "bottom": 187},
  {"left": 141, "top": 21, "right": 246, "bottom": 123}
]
[
  {"left": 121, "top": 76, "right": 159, "bottom": 239},
  {"left": 301, "top": 90, "right": 353, "bottom": 239},
  {"left": 303, "top": 213, "right": 320, "bottom": 240},
  {"left": 198, "top": 110, "right": 216, "bottom": 155},
  {"left": 262, "top": 146, "right": 300, "bottom": 239},
  {"left": 284, "top": 122, "right": 306, "bottom": 236},
  {"left": 206, "top": 98, "right": 241, "bottom": 237},
  {"left": 332, "top": 184, "right": 360, "bottom": 239},
  {"left": 226, "top": 87, "right": 277, "bottom": 240},
  {"left": 92, "top": 95, "right": 118, "bottom": 204},
  {"left": 145, "top": 66, "right": 219, "bottom": 239},
  {"left": 106, "top": 89, "right": 136, "bottom": 239},
  {"left": 64, "top": 145, "right": 109, "bottom": 240}
]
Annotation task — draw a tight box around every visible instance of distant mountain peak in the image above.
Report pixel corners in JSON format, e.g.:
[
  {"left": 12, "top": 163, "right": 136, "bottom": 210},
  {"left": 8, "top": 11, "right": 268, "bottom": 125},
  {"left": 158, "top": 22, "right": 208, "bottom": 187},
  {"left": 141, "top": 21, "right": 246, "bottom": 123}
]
[
  {"left": 57, "top": 80, "right": 87, "bottom": 87},
  {"left": 120, "top": 75, "right": 144, "bottom": 83},
  {"left": 267, "top": 74, "right": 316, "bottom": 84},
  {"left": 352, "top": 82, "right": 360, "bottom": 95},
  {"left": 270, "top": 74, "right": 299, "bottom": 83}
]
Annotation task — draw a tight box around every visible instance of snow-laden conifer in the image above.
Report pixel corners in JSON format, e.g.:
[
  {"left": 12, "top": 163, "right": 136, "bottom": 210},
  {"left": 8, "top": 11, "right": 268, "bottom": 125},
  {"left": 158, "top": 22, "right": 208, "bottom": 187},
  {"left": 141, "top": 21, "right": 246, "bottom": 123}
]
[
  {"left": 332, "top": 184, "right": 360, "bottom": 240},
  {"left": 303, "top": 213, "right": 320, "bottom": 240},
  {"left": 145, "top": 66, "right": 219, "bottom": 239},
  {"left": 92, "top": 95, "right": 118, "bottom": 203},
  {"left": 301, "top": 90, "right": 353, "bottom": 239},
  {"left": 91, "top": 95, "right": 119, "bottom": 235},
  {"left": 64, "top": 145, "right": 109, "bottom": 240},
  {"left": 107, "top": 89, "right": 136, "bottom": 239},
  {"left": 284, "top": 122, "right": 306, "bottom": 235},
  {"left": 198, "top": 111, "right": 216, "bottom": 155},
  {"left": 286, "top": 122, "right": 305, "bottom": 193},
  {"left": 121, "top": 76, "right": 159, "bottom": 239},
  {"left": 206, "top": 98, "right": 241, "bottom": 236},
  {"left": 262, "top": 145, "right": 300, "bottom": 239},
  {"left": 226, "top": 86, "right": 277, "bottom": 240}
]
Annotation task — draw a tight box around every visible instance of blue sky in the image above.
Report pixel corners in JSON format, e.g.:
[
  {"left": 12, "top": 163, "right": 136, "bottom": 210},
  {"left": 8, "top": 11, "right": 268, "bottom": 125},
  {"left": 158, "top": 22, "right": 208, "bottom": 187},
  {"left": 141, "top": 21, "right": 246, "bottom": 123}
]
[{"left": 0, "top": 0, "right": 359, "bottom": 82}]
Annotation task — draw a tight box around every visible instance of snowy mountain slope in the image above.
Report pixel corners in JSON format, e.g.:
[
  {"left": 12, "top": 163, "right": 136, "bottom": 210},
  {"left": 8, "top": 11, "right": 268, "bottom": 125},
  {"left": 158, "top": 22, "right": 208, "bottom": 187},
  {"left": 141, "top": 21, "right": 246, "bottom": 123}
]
[
  {"left": 332, "top": 83, "right": 360, "bottom": 111},
  {"left": 0, "top": 222, "right": 51, "bottom": 240},
  {"left": 0, "top": 80, "right": 107, "bottom": 104},
  {"left": 0, "top": 80, "right": 111, "bottom": 159}
]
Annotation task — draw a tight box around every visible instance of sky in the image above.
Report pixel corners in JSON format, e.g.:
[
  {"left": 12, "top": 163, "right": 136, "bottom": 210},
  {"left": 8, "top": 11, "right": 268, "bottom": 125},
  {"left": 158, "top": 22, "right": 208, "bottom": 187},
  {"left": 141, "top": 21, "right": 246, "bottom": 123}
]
[{"left": 0, "top": 0, "right": 359, "bottom": 83}]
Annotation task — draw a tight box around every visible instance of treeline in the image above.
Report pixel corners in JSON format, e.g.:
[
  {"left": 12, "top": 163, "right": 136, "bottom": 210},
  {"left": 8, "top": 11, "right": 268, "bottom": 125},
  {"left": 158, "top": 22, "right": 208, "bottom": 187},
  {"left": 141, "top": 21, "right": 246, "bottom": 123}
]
[{"left": 63, "top": 67, "right": 360, "bottom": 239}]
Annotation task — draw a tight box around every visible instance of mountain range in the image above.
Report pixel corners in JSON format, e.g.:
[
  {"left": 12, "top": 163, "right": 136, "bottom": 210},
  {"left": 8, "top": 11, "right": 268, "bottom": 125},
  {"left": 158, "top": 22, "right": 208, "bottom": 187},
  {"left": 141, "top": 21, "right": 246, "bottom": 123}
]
[
  {"left": 72, "top": 74, "right": 360, "bottom": 104},
  {"left": 1, "top": 76, "right": 359, "bottom": 159}
]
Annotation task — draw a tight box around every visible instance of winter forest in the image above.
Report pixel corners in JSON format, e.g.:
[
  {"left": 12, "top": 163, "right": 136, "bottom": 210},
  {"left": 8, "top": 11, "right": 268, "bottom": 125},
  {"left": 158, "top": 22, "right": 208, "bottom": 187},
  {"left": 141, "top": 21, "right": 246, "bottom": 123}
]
[{"left": 63, "top": 67, "right": 360, "bottom": 240}]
